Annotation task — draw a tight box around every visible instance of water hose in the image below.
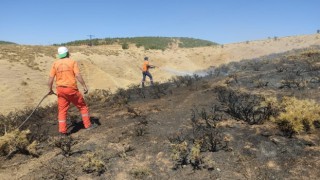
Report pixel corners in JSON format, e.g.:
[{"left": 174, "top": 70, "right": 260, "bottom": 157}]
[{"left": 17, "top": 92, "right": 55, "bottom": 129}]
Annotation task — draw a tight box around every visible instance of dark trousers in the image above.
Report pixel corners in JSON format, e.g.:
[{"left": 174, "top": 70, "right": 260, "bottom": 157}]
[{"left": 142, "top": 71, "right": 153, "bottom": 87}]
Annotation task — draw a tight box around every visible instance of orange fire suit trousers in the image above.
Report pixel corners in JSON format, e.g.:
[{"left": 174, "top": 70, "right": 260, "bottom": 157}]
[{"left": 57, "top": 87, "right": 91, "bottom": 134}]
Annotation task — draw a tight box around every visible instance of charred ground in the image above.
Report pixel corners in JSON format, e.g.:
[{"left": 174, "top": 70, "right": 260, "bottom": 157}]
[{"left": 1, "top": 47, "right": 320, "bottom": 179}]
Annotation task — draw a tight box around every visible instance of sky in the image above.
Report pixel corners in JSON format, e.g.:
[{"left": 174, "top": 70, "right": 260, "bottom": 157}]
[{"left": 0, "top": 0, "right": 319, "bottom": 45}]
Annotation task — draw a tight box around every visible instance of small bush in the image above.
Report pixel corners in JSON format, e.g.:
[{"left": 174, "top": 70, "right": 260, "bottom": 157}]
[
  {"left": 171, "top": 141, "right": 189, "bottom": 168},
  {"left": 170, "top": 106, "right": 229, "bottom": 170},
  {"left": 108, "top": 88, "right": 130, "bottom": 107},
  {"left": 122, "top": 42, "right": 129, "bottom": 50},
  {"left": 171, "top": 76, "right": 183, "bottom": 87},
  {"left": 171, "top": 75, "right": 193, "bottom": 87},
  {"left": 276, "top": 65, "right": 287, "bottom": 72},
  {"left": 127, "top": 84, "right": 145, "bottom": 98},
  {"left": 215, "top": 86, "right": 275, "bottom": 124},
  {"left": 135, "top": 125, "right": 147, "bottom": 136},
  {"left": 85, "top": 89, "right": 111, "bottom": 105},
  {"left": 21, "top": 81, "right": 28, "bottom": 86},
  {"left": 271, "top": 97, "right": 320, "bottom": 137},
  {"left": 253, "top": 78, "right": 269, "bottom": 88},
  {"left": 80, "top": 152, "right": 106, "bottom": 175},
  {"left": 49, "top": 136, "right": 74, "bottom": 156},
  {"left": 130, "top": 167, "right": 151, "bottom": 179},
  {"left": 43, "top": 157, "right": 76, "bottom": 179},
  {"left": 189, "top": 139, "right": 203, "bottom": 169},
  {"left": 171, "top": 138, "right": 217, "bottom": 170},
  {"left": 149, "top": 82, "right": 169, "bottom": 98},
  {"left": 280, "top": 75, "right": 307, "bottom": 89}
]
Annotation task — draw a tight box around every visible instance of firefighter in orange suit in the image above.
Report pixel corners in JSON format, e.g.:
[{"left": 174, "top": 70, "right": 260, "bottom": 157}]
[
  {"left": 48, "top": 47, "right": 97, "bottom": 135},
  {"left": 141, "top": 56, "right": 155, "bottom": 87}
]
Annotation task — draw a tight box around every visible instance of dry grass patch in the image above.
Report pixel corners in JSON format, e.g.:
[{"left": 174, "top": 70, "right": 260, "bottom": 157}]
[
  {"left": 270, "top": 97, "right": 320, "bottom": 137},
  {"left": 0, "top": 129, "right": 38, "bottom": 158},
  {"left": 80, "top": 152, "right": 106, "bottom": 175}
]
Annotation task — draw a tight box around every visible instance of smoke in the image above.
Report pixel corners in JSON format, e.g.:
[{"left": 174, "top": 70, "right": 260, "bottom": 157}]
[
  {"left": 160, "top": 67, "right": 194, "bottom": 76},
  {"left": 160, "top": 67, "right": 215, "bottom": 77}
]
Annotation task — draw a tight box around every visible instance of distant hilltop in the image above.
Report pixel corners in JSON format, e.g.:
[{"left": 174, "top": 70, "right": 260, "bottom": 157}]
[
  {"left": 56, "top": 37, "right": 218, "bottom": 50},
  {"left": 0, "top": 40, "right": 16, "bottom": 45}
]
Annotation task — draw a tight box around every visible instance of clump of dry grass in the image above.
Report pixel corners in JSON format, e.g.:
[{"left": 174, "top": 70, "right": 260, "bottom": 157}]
[
  {"left": 0, "top": 129, "right": 38, "bottom": 158},
  {"left": 171, "top": 141, "right": 189, "bottom": 168},
  {"left": 270, "top": 96, "right": 320, "bottom": 137},
  {"left": 189, "top": 139, "right": 202, "bottom": 166},
  {"left": 80, "top": 152, "right": 106, "bottom": 175}
]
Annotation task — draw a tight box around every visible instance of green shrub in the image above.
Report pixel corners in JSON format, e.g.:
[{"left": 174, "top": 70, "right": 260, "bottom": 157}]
[
  {"left": 178, "top": 37, "right": 217, "bottom": 48},
  {"left": 122, "top": 42, "right": 129, "bottom": 49}
]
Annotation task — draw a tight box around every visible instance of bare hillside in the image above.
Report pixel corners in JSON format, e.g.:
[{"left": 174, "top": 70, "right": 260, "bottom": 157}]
[{"left": 0, "top": 34, "right": 320, "bottom": 114}]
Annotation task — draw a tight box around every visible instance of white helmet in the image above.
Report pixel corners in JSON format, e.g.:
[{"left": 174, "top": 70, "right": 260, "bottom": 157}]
[{"left": 58, "top": 46, "right": 69, "bottom": 59}]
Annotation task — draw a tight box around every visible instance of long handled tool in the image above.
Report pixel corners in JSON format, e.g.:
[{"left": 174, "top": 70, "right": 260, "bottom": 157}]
[{"left": 17, "top": 92, "right": 55, "bottom": 129}]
